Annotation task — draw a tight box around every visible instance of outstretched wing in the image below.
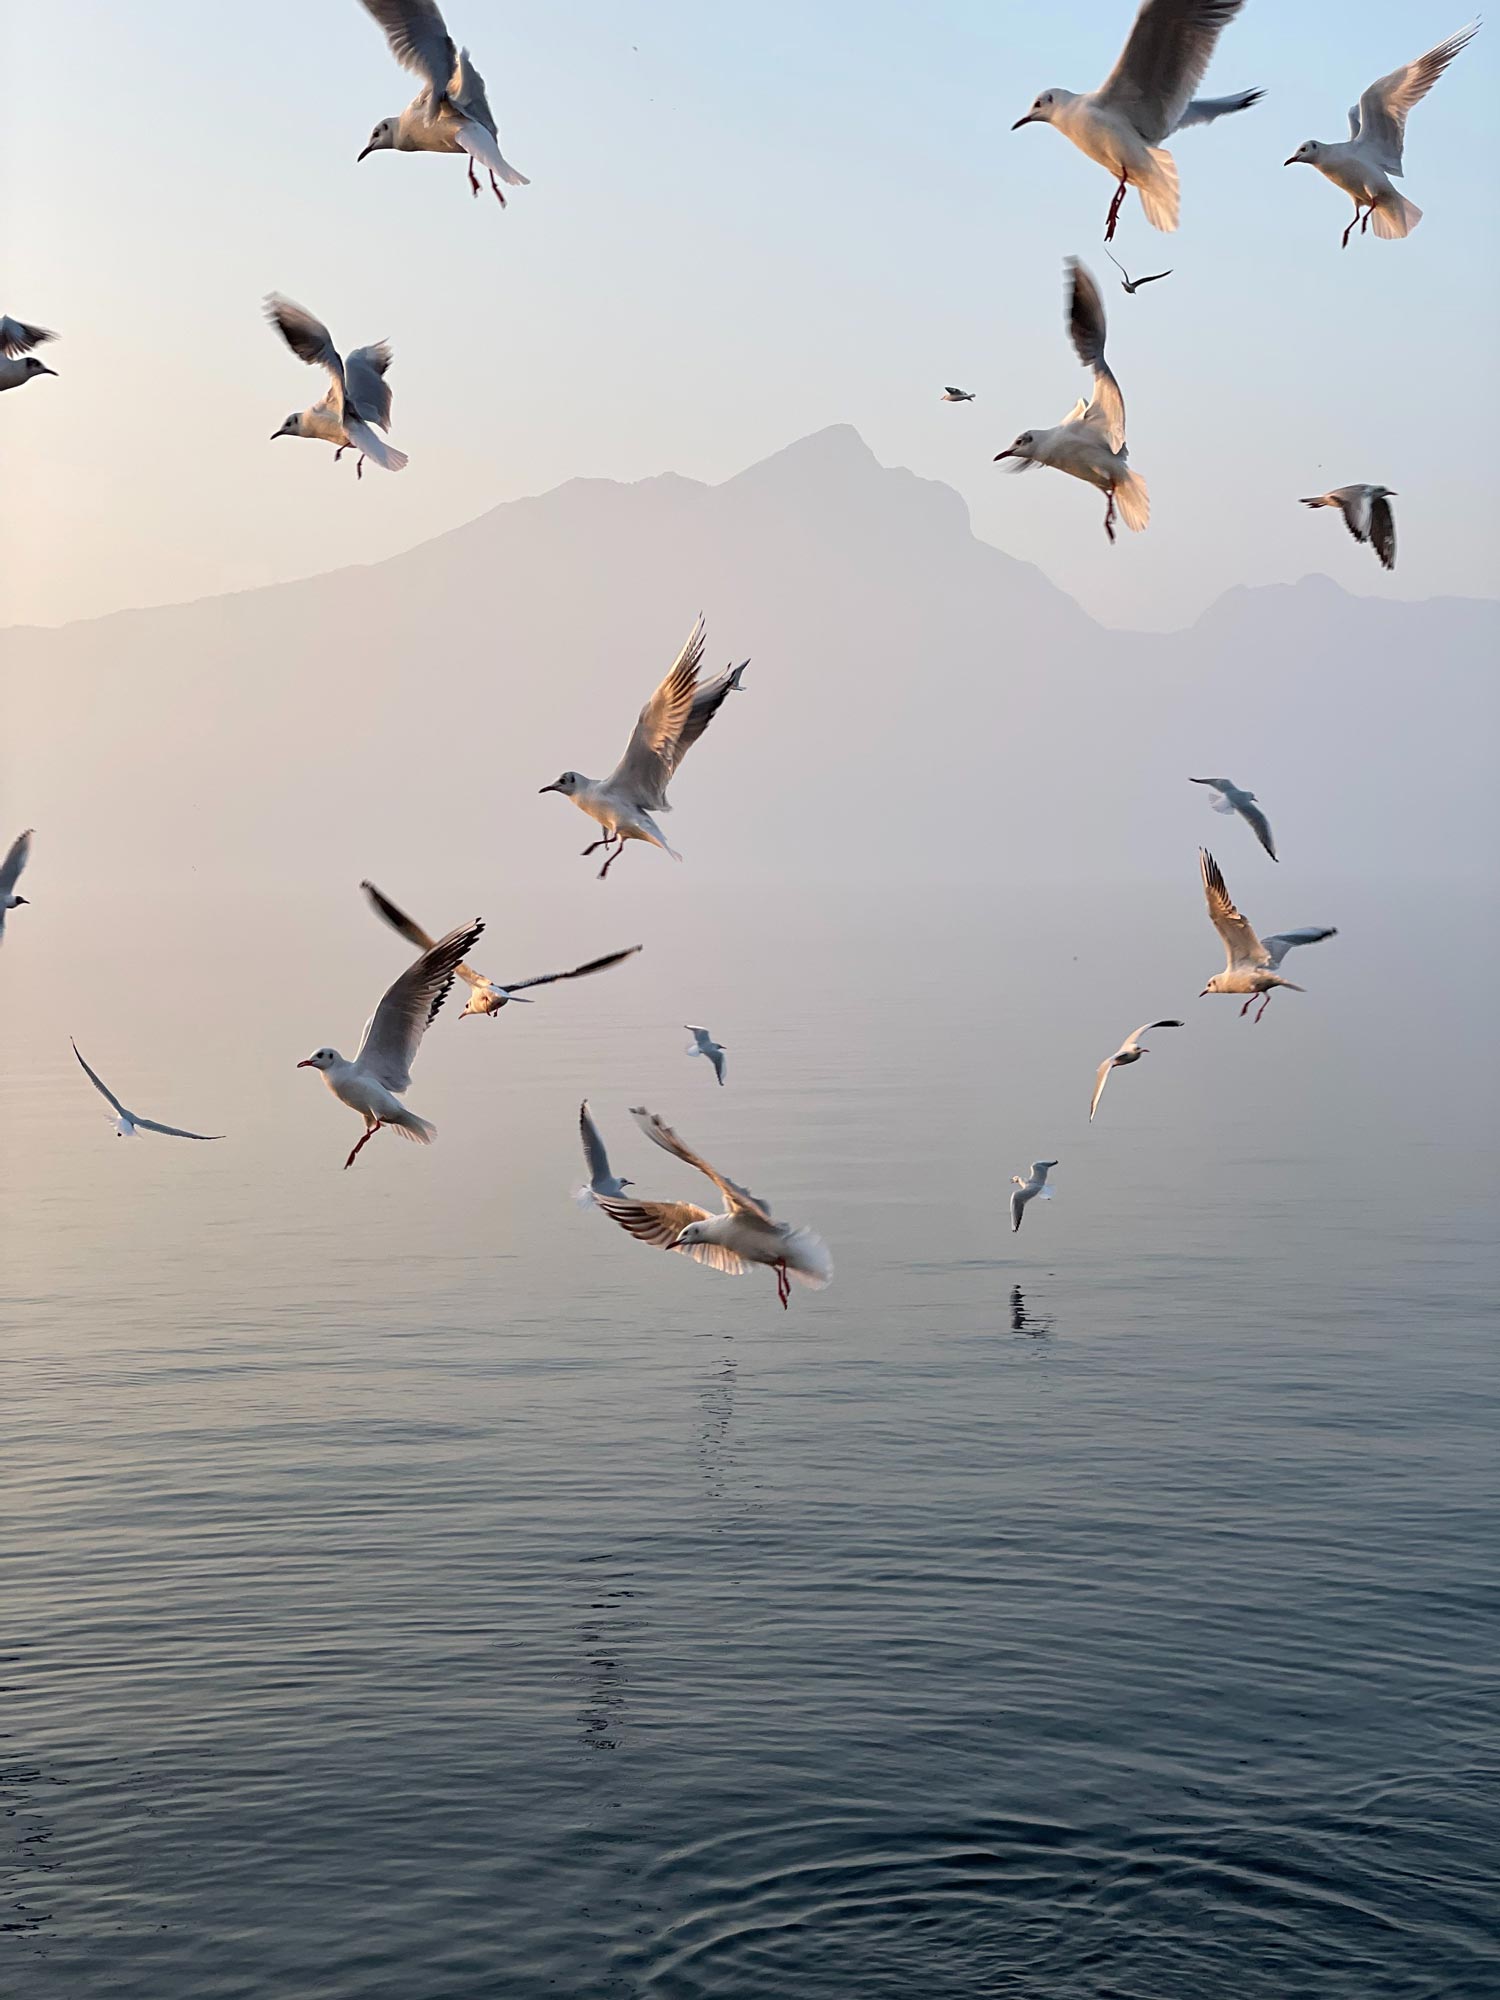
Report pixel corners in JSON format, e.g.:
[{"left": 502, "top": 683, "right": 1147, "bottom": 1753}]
[
  {"left": 1354, "top": 24, "right": 1478, "bottom": 176},
  {"left": 451, "top": 45, "right": 497, "bottom": 131},
  {"left": 673, "top": 661, "right": 748, "bottom": 765},
  {"left": 594, "top": 1195, "right": 752, "bottom": 1274},
  {"left": 70, "top": 1039, "right": 129, "bottom": 1118},
  {"left": 1065, "top": 259, "right": 1125, "bottom": 452},
  {"left": 0, "top": 318, "right": 55, "bottom": 358},
  {"left": 358, "top": 0, "right": 457, "bottom": 102},
  {"left": 1337, "top": 488, "right": 1373, "bottom": 544},
  {"left": 134, "top": 1117, "right": 224, "bottom": 1141},
  {"left": 345, "top": 344, "right": 394, "bottom": 430},
  {"left": 1010, "top": 1186, "right": 1027, "bottom": 1233},
  {"left": 1239, "top": 796, "right": 1278, "bottom": 860},
  {"left": 1095, "top": 0, "right": 1250, "bottom": 146},
  {"left": 606, "top": 616, "right": 708, "bottom": 811},
  {"left": 628, "top": 1106, "right": 771, "bottom": 1220},
  {"left": 1133, "top": 1020, "right": 1184, "bottom": 1040},
  {"left": 1262, "top": 926, "right": 1337, "bottom": 968},
  {"left": 1171, "top": 86, "right": 1262, "bottom": 131},
  {"left": 360, "top": 881, "right": 487, "bottom": 991},
  {"left": 1200, "top": 849, "right": 1266, "bottom": 968},
  {"left": 266, "top": 295, "right": 345, "bottom": 414},
  {"left": 1369, "top": 493, "right": 1397, "bottom": 572},
  {"left": 355, "top": 919, "right": 484, "bottom": 1093},
  {"left": 1089, "top": 1060, "right": 1113, "bottom": 1122},
  {"left": 578, "top": 1100, "right": 614, "bottom": 1186},
  {"left": 502, "top": 945, "right": 642, "bottom": 995},
  {"left": 0, "top": 827, "right": 32, "bottom": 895}
]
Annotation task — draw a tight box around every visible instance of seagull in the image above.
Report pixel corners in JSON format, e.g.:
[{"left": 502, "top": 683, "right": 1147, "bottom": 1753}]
[
  {"left": 266, "top": 295, "right": 407, "bottom": 477},
  {"left": 596, "top": 1108, "right": 832, "bottom": 1309},
  {"left": 1012, "top": 1, "right": 1262, "bottom": 240},
  {"left": 0, "top": 828, "right": 33, "bottom": 940},
  {"left": 357, "top": 0, "right": 530, "bottom": 206},
  {"left": 575, "top": 1099, "right": 633, "bottom": 1207},
  {"left": 1299, "top": 486, "right": 1397, "bottom": 571},
  {"left": 540, "top": 616, "right": 748, "bottom": 879},
  {"left": 685, "top": 1025, "right": 726, "bottom": 1086},
  {"left": 1010, "top": 1161, "right": 1059, "bottom": 1234},
  {"left": 994, "top": 258, "right": 1149, "bottom": 543},
  {"left": 361, "top": 880, "right": 640, "bottom": 1018},
  {"left": 1104, "top": 247, "right": 1173, "bottom": 292},
  {"left": 0, "top": 316, "right": 57, "bottom": 391},
  {"left": 298, "top": 917, "right": 483, "bottom": 1168},
  {"left": 942, "top": 386, "right": 976, "bottom": 401},
  {"left": 1089, "top": 1020, "right": 1184, "bottom": 1121},
  {"left": 1190, "top": 776, "right": 1278, "bottom": 860},
  {"left": 1199, "top": 850, "right": 1336, "bottom": 1022},
  {"left": 71, "top": 1040, "right": 222, "bottom": 1141},
  {"left": 1284, "top": 24, "right": 1478, "bottom": 248}
]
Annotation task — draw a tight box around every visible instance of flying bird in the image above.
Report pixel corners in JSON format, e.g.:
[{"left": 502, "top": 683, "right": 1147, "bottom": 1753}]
[
  {"left": 941, "top": 386, "right": 976, "bottom": 401},
  {"left": 266, "top": 295, "right": 407, "bottom": 476},
  {"left": 685, "top": 1025, "right": 727, "bottom": 1086},
  {"left": 1199, "top": 850, "right": 1336, "bottom": 1022},
  {"left": 298, "top": 917, "right": 483, "bottom": 1168},
  {"left": 1104, "top": 247, "right": 1173, "bottom": 293},
  {"left": 1012, "top": 1, "right": 1262, "bottom": 239},
  {"left": 1010, "top": 1161, "right": 1059, "bottom": 1234},
  {"left": 361, "top": 880, "right": 640, "bottom": 1018},
  {"left": 0, "top": 828, "right": 33, "bottom": 940},
  {"left": 1299, "top": 486, "right": 1397, "bottom": 571},
  {"left": 0, "top": 316, "right": 57, "bottom": 392},
  {"left": 575, "top": 1100, "right": 634, "bottom": 1208},
  {"left": 1190, "top": 776, "right": 1278, "bottom": 860},
  {"left": 357, "top": 0, "right": 529, "bottom": 205},
  {"left": 1089, "top": 1020, "right": 1183, "bottom": 1122},
  {"left": 1284, "top": 24, "right": 1478, "bottom": 247},
  {"left": 995, "top": 258, "right": 1149, "bottom": 543},
  {"left": 596, "top": 1108, "right": 832, "bottom": 1309},
  {"left": 71, "top": 1040, "right": 222, "bottom": 1141},
  {"left": 540, "top": 616, "right": 748, "bottom": 878}
]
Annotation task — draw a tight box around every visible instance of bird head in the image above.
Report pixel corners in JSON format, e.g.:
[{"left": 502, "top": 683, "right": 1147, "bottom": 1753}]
[
  {"left": 297, "top": 1048, "right": 339, "bottom": 1071},
  {"left": 1199, "top": 976, "right": 1225, "bottom": 998},
  {"left": 271, "top": 413, "right": 306, "bottom": 441},
  {"left": 539, "top": 771, "right": 584, "bottom": 796},
  {"left": 1012, "top": 90, "right": 1068, "bottom": 130},
  {"left": 673, "top": 1220, "right": 709, "bottom": 1248},
  {"left": 1284, "top": 141, "right": 1320, "bottom": 166},
  {"left": 20, "top": 356, "right": 56, "bottom": 380},
  {"left": 358, "top": 119, "right": 398, "bottom": 161},
  {"left": 994, "top": 432, "right": 1037, "bottom": 466},
  {"left": 10, "top": 895, "right": 27, "bottom": 908},
  {"left": 1373, "top": 486, "right": 1397, "bottom": 498}
]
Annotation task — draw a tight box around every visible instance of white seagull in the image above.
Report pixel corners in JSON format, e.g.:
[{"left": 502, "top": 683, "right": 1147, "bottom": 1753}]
[
  {"left": 942, "top": 385, "right": 976, "bottom": 401},
  {"left": 1190, "top": 776, "right": 1278, "bottom": 860},
  {"left": 0, "top": 317, "right": 57, "bottom": 392},
  {"left": 575, "top": 1100, "right": 634, "bottom": 1207},
  {"left": 361, "top": 879, "right": 641, "bottom": 1018},
  {"left": 1299, "top": 486, "right": 1397, "bottom": 571},
  {"left": 540, "top": 616, "right": 748, "bottom": 879},
  {"left": 1012, "top": 0, "right": 1262, "bottom": 240},
  {"left": 685, "top": 1025, "right": 727, "bottom": 1086},
  {"left": 266, "top": 295, "right": 407, "bottom": 477},
  {"left": 1010, "top": 1161, "right": 1059, "bottom": 1234},
  {"left": 1284, "top": 24, "right": 1478, "bottom": 248},
  {"left": 596, "top": 1108, "right": 833, "bottom": 1309},
  {"left": 0, "top": 828, "right": 33, "bottom": 940},
  {"left": 357, "top": 0, "right": 530, "bottom": 206},
  {"left": 1090, "top": 1020, "right": 1184, "bottom": 1122},
  {"left": 1199, "top": 850, "right": 1336, "bottom": 1022},
  {"left": 71, "top": 1040, "right": 222, "bottom": 1141},
  {"left": 995, "top": 258, "right": 1149, "bottom": 543},
  {"left": 298, "top": 917, "right": 483, "bottom": 1168}
]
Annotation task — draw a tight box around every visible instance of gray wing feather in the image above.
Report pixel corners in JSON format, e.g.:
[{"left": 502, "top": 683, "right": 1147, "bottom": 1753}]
[
  {"left": 266, "top": 295, "right": 345, "bottom": 412},
  {"left": 579, "top": 1101, "right": 613, "bottom": 1185},
  {"left": 1355, "top": 26, "right": 1479, "bottom": 176},
  {"left": 359, "top": 0, "right": 457, "bottom": 102},
  {"left": 1262, "top": 926, "right": 1337, "bottom": 967},
  {"left": 0, "top": 827, "right": 32, "bottom": 894},
  {"left": 133, "top": 1118, "right": 224, "bottom": 1141},
  {"left": 1369, "top": 494, "right": 1397, "bottom": 572},
  {"left": 0, "top": 318, "right": 55, "bottom": 357},
  {"left": 1239, "top": 798, "right": 1278, "bottom": 860},
  {"left": 503, "top": 945, "right": 643, "bottom": 994},
  {"left": 1200, "top": 849, "right": 1266, "bottom": 966},
  {"left": 1065, "top": 260, "right": 1126, "bottom": 452},
  {"left": 607, "top": 616, "right": 708, "bottom": 810},
  {"left": 356, "top": 919, "right": 484, "bottom": 1092},
  {"left": 1171, "top": 86, "right": 1263, "bottom": 131},
  {"left": 627, "top": 1107, "right": 770, "bottom": 1220},
  {"left": 345, "top": 345, "right": 394, "bottom": 430},
  {"left": 71, "top": 1039, "right": 128, "bottom": 1118},
  {"left": 1095, "top": 0, "right": 1250, "bottom": 145},
  {"left": 594, "top": 1195, "right": 751, "bottom": 1273}
]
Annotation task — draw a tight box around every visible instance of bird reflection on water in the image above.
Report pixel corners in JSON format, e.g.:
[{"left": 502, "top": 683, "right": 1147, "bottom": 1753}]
[{"left": 1010, "top": 1286, "right": 1054, "bottom": 1337}]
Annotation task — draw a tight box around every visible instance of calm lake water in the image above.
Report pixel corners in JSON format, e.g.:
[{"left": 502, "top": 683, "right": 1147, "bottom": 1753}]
[{"left": 3, "top": 880, "right": 1497, "bottom": 1997}]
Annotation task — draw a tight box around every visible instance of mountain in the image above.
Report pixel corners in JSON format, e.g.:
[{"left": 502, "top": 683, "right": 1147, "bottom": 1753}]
[{"left": 2, "top": 426, "right": 1494, "bottom": 894}]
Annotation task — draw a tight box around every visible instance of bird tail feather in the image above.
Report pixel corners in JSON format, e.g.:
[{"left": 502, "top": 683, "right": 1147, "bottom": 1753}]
[
  {"left": 1135, "top": 148, "right": 1180, "bottom": 232},
  {"left": 783, "top": 1227, "right": 834, "bottom": 1290},
  {"left": 573, "top": 1184, "right": 599, "bottom": 1210},
  {"left": 1370, "top": 192, "right": 1421, "bottom": 240},
  {"left": 346, "top": 419, "right": 408, "bottom": 472},
  {"left": 391, "top": 1111, "right": 436, "bottom": 1144},
  {"left": 1114, "top": 466, "right": 1150, "bottom": 533}
]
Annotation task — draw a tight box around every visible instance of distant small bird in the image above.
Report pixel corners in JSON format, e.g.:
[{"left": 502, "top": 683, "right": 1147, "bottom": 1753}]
[
  {"left": 71, "top": 1040, "right": 222, "bottom": 1141},
  {"left": 685, "top": 1025, "right": 726, "bottom": 1085},
  {"left": 357, "top": 0, "right": 529, "bottom": 205},
  {"left": 1089, "top": 1019, "right": 1183, "bottom": 1121},
  {"left": 1190, "top": 776, "right": 1278, "bottom": 860},
  {"left": 1300, "top": 486, "right": 1396, "bottom": 571},
  {"left": 540, "top": 615, "right": 748, "bottom": 878},
  {"left": 298, "top": 917, "right": 483, "bottom": 1168},
  {"left": 1199, "top": 850, "right": 1336, "bottom": 1022},
  {"left": 596, "top": 1108, "right": 832, "bottom": 1309},
  {"left": 1010, "top": 1161, "right": 1059, "bottom": 1234},
  {"left": 941, "top": 386, "right": 976, "bottom": 402},
  {"left": 1104, "top": 247, "right": 1172, "bottom": 293},
  {"left": 1285, "top": 24, "right": 1478, "bottom": 247},
  {"left": 266, "top": 295, "right": 407, "bottom": 476},
  {"left": 0, "top": 828, "right": 33, "bottom": 940},
  {"left": 361, "top": 880, "right": 640, "bottom": 1018},
  {"left": 0, "top": 317, "right": 57, "bottom": 392},
  {"left": 575, "top": 1100, "right": 633, "bottom": 1207},
  {"left": 1012, "top": 0, "right": 1262, "bottom": 239},
  {"left": 995, "top": 258, "right": 1149, "bottom": 543}
]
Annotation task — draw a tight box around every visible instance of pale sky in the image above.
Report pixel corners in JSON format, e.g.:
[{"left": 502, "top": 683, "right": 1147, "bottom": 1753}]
[{"left": 2, "top": 0, "right": 1495, "bottom": 631}]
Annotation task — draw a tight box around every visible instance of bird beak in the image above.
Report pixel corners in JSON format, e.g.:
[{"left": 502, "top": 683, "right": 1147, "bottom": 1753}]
[
  {"left": 296, "top": 1058, "right": 314, "bottom": 1067},
  {"left": 1198, "top": 987, "right": 1211, "bottom": 998},
  {"left": 538, "top": 782, "right": 561, "bottom": 794},
  {"left": 13, "top": 897, "right": 27, "bottom": 907},
  {"left": 271, "top": 430, "right": 284, "bottom": 440},
  {"left": 993, "top": 449, "right": 1018, "bottom": 461},
  {"left": 1283, "top": 156, "right": 1299, "bottom": 167},
  {"left": 357, "top": 144, "right": 375, "bottom": 161},
  {"left": 1011, "top": 113, "right": 1037, "bottom": 129},
  {"left": 35, "top": 364, "right": 57, "bottom": 377}
]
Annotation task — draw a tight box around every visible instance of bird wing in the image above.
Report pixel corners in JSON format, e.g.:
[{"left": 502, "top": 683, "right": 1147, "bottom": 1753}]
[
  {"left": 358, "top": 0, "right": 457, "bottom": 103},
  {"left": 1065, "top": 260, "right": 1126, "bottom": 452},
  {"left": 578, "top": 1101, "right": 614, "bottom": 1186},
  {"left": 70, "top": 1039, "right": 129, "bottom": 1119},
  {"left": 1010, "top": 1186, "right": 1028, "bottom": 1232},
  {"left": 1170, "top": 87, "right": 1262, "bottom": 130},
  {"left": 1089, "top": 1060, "right": 1113, "bottom": 1122},
  {"left": 360, "top": 881, "right": 486, "bottom": 991},
  {"left": 502, "top": 945, "right": 642, "bottom": 994},
  {"left": 594, "top": 1195, "right": 752, "bottom": 1274},
  {"left": 451, "top": 45, "right": 498, "bottom": 131},
  {"left": 943, "top": 386, "right": 971, "bottom": 397},
  {"left": 1369, "top": 493, "right": 1397, "bottom": 572},
  {"left": 1094, "top": 0, "right": 1250, "bottom": 146},
  {"left": 1354, "top": 25, "right": 1478, "bottom": 176},
  {"left": 1239, "top": 796, "right": 1278, "bottom": 860},
  {"left": 1337, "top": 488, "right": 1373, "bottom": 544},
  {"left": 355, "top": 919, "right": 484, "bottom": 1093},
  {"left": 627, "top": 1107, "right": 771, "bottom": 1220},
  {"left": 1190, "top": 777, "right": 1238, "bottom": 814},
  {"left": 0, "top": 318, "right": 55, "bottom": 358},
  {"left": 1132, "top": 1019, "right": 1185, "bottom": 1042},
  {"left": 1262, "top": 926, "right": 1337, "bottom": 967},
  {"left": 1200, "top": 849, "right": 1266, "bottom": 968},
  {"left": 266, "top": 295, "right": 345, "bottom": 414},
  {"left": 133, "top": 1117, "right": 224, "bottom": 1141},
  {"left": 344, "top": 344, "right": 394, "bottom": 430},
  {"left": 0, "top": 827, "right": 32, "bottom": 895},
  {"left": 709, "top": 1047, "right": 726, "bottom": 1086},
  {"left": 605, "top": 616, "right": 708, "bottom": 811},
  {"left": 673, "top": 661, "right": 748, "bottom": 764}
]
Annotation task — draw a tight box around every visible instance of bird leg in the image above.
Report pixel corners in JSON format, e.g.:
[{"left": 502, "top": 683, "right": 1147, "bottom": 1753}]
[
  {"left": 1253, "top": 991, "right": 1274, "bottom": 1024},
  {"left": 1341, "top": 203, "right": 1367, "bottom": 249},
  {"left": 1239, "top": 994, "right": 1257, "bottom": 1017},
  {"left": 344, "top": 1120, "right": 384, "bottom": 1170},
  {"left": 1102, "top": 488, "right": 1118, "bottom": 544},
  {"left": 775, "top": 1260, "right": 790, "bottom": 1309},
  {"left": 598, "top": 839, "right": 628, "bottom": 880},
  {"left": 488, "top": 171, "right": 507, "bottom": 207},
  {"left": 355, "top": 454, "right": 365, "bottom": 480},
  {"left": 467, "top": 156, "right": 481, "bottom": 197},
  {"left": 582, "top": 833, "right": 616, "bottom": 856},
  {"left": 333, "top": 447, "right": 346, "bottom": 463},
  {"left": 1104, "top": 177, "right": 1128, "bottom": 243}
]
